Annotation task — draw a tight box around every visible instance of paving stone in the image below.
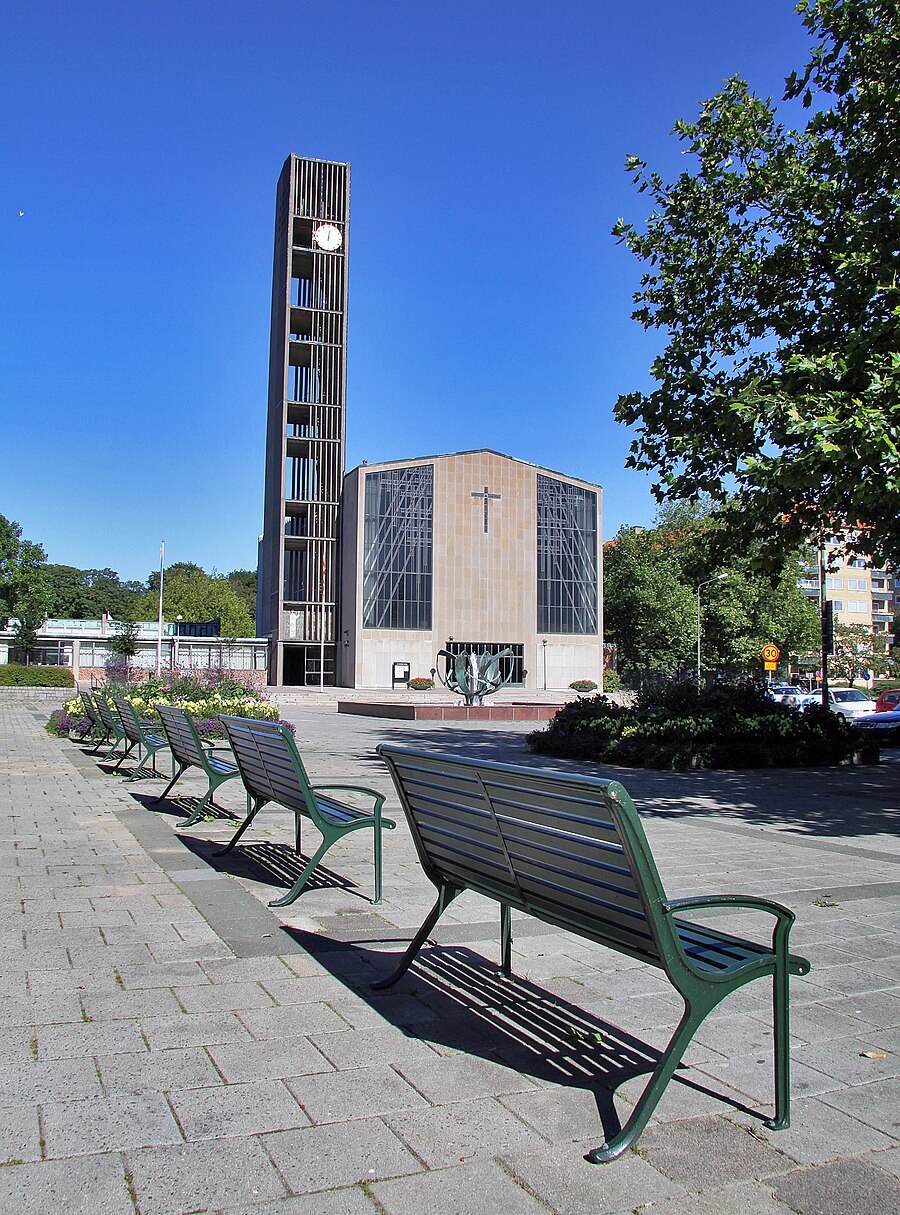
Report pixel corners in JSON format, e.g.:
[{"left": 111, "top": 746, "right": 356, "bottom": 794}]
[
  {"left": 727, "top": 1094, "right": 895, "bottom": 1166},
  {"left": 819, "top": 992, "right": 900, "bottom": 1029},
  {"left": 0, "top": 1153, "right": 136, "bottom": 1215},
  {"left": 39, "top": 1091, "right": 184, "bottom": 1156},
  {"left": 217, "top": 1188, "right": 377, "bottom": 1215},
  {"left": 372, "top": 1158, "right": 550, "bottom": 1214},
  {"left": 284, "top": 1063, "right": 430, "bottom": 1124},
  {"left": 80, "top": 985, "right": 184, "bottom": 1020},
  {"left": 173, "top": 981, "right": 277, "bottom": 1014},
  {"left": 0, "top": 1057, "right": 103, "bottom": 1105},
  {"left": 499, "top": 1085, "right": 619, "bottom": 1144},
  {"left": 864, "top": 1146, "right": 900, "bottom": 1178},
  {"left": 693, "top": 1052, "right": 842, "bottom": 1103},
  {"left": 0, "top": 1027, "right": 38, "bottom": 1066},
  {"left": 96, "top": 1045, "right": 224, "bottom": 1097},
  {"left": 262, "top": 1117, "right": 423, "bottom": 1192},
  {"left": 769, "top": 1157, "right": 900, "bottom": 1215},
  {"left": 628, "top": 1179, "right": 800, "bottom": 1215},
  {"left": 504, "top": 1137, "right": 684, "bottom": 1214},
  {"left": 168, "top": 1078, "right": 310, "bottom": 1140},
  {"left": 0, "top": 1101, "right": 42, "bottom": 1164},
  {"left": 635, "top": 1114, "right": 795, "bottom": 1188},
  {"left": 235, "top": 1001, "right": 349, "bottom": 1039},
  {"left": 307, "top": 1025, "right": 439, "bottom": 1070},
  {"left": 127, "top": 1137, "right": 289, "bottom": 1211},
  {"left": 384, "top": 1095, "right": 548, "bottom": 1168},
  {"left": 206, "top": 1036, "right": 333, "bottom": 1083},
  {"left": 140, "top": 1011, "right": 253, "bottom": 1050},
  {"left": 818, "top": 1076, "right": 900, "bottom": 1133},
  {"left": 36, "top": 1018, "right": 148, "bottom": 1059},
  {"left": 391, "top": 1052, "right": 538, "bottom": 1105}
]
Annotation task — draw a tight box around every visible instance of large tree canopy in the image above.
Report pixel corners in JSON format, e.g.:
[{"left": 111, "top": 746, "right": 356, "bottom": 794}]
[
  {"left": 604, "top": 502, "right": 819, "bottom": 679},
  {"left": 0, "top": 514, "right": 48, "bottom": 631},
  {"left": 613, "top": 0, "right": 900, "bottom": 570},
  {"left": 141, "top": 563, "right": 255, "bottom": 637}
]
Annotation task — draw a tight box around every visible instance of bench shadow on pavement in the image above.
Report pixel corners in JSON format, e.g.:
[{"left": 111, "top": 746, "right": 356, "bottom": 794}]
[{"left": 282, "top": 928, "right": 761, "bottom": 1147}]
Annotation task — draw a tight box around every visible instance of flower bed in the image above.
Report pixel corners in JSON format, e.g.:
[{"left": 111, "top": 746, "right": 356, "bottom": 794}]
[{"left": 61, "top": 668, "right": 292, "bottom": 740}]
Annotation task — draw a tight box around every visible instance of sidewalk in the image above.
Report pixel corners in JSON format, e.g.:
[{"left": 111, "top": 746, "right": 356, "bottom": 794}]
[{"left": 2, "top": 702, "right": 899, "bottom": 1215}]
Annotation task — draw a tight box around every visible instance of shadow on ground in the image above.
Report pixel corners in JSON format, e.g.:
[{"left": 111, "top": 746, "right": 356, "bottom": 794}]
[{"left": 282, "top": 931, "right": 762, "bottom": 1151}]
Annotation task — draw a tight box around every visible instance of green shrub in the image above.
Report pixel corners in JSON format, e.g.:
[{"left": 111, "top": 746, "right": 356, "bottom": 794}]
[
  {"left": 602, "top": 670, "right": 622, "bottom": 692},
  {"left": 0, "top": 664, "right": 74, "bottom": 687},
  {"left": 569, "top": 679, "right": 598, "bottom": 692},
  {"left": 527, "top": 679, "right": 859, "bottom": 770},
  {"left": 407, "top": 677, "right": 434, "bottom": 691}
]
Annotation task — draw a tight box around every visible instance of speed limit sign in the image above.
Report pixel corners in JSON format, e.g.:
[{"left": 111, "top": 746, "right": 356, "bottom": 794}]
[{"left": 762, "top": 644, "right": 780, "bottom": 663}]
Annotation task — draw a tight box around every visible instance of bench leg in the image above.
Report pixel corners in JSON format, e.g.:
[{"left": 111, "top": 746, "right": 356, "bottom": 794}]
[
  {"left": 153, "top": 763, "right": 188, "bottom": 805},
  {"left": 765, "top": 961, "right": 792, "bottom": 1130},
  {"left": 214, "top": 796, "right": 267, "bottom": 855},
  {"left": 111, "top": 739, "right": 135, "bottom": 772},
  {"left": 268, "top": 835, "right": 334, "bottom": 908},
  {"left": 500, "top": 903, "right": 512, "bottom": 977},
  {"left": 371, "top": 885, "right": 462, "bottom": 989},
  {"left": 586, "top": 995, "right": 716, "bottom": 1164}
]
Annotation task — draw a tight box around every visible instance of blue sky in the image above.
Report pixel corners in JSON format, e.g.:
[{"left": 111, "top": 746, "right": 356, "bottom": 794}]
[{"left": 2, "top": 1, "right": 811, "bottom": 583}]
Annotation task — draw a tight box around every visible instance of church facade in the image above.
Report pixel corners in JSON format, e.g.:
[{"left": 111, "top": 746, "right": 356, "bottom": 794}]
[{"left": 338, "top": 449, "right": 602, "bottom": 690}]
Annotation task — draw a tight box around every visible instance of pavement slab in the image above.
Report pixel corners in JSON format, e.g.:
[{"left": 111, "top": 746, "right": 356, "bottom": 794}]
[{"left": 2, "top": 702, "right": 898, "bottom": 1215}]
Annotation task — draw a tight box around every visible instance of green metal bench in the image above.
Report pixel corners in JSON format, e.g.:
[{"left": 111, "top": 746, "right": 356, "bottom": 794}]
[
  {"left": 91, "top": 691, "right": 130, "bottom": 767},
  {"left": 73, "top": 688, "right": 105, "bottom": 745},
  {"left": 113, "top": 697, "right": 170, "bottom": 782},
  {"left": 153, "top": 704, "right": 244, "bottom": 827},
  {"left": 218, "top": 715, "right": 396, "bottom": 907},
  {"left": 375, "top": 744, "right": 811, "bottom": 1163}
]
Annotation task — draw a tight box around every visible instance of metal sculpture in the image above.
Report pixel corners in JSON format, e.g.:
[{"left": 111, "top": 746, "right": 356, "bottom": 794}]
[{"left": 430, "top": 648, "right": 519, "bottom": 706}]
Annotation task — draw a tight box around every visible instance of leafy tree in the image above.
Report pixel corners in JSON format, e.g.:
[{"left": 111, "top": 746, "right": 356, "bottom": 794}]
[
  {"left": 107, "top": 619, "right": 139, "bottom": 660},
  {"left": 43, "top": 564, "right": 145, "bottom": 620},
  {"left": 604, "top": 502, "right": 819, "bottom": 678},
  {"left": 830, "top": 622, "right": 895, "bottom": 683},
  {"left": 226, "top": 569, "right": 257, "bottom": 623},
  {"left": 0, "top": 514, "right": 48, "bottom": 632},
  {"left": 613, "top": 0, "right": 900, "bottom": 570},
  {"left": 142, "top": 563, "right": 254, "bottom": 637}
]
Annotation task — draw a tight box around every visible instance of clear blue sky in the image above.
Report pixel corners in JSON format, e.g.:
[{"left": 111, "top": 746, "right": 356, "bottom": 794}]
[{"left": 2, "top": 1, "right": 811, "bottom": 583}]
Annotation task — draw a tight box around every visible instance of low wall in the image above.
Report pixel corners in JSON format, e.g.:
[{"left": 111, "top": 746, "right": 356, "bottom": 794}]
[{"left": 0, "top": 687, "right": 73, "bottom": 704}]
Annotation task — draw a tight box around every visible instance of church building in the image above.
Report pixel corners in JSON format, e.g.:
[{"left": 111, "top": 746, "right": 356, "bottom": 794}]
[{"left": 258, "top": 155, "right": 603, "bottom": 689}]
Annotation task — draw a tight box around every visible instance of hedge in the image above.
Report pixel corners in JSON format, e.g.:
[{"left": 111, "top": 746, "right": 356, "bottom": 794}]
[
  {"left": 0, "top": 665, "right": 75, "bottom": 687},
  {"left": 527, "top": 678, "right": 860, "bottom": 770}
]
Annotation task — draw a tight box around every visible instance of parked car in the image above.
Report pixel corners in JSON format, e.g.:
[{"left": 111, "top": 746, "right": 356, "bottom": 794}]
[
  {"left": 873, "top": 688, "right": 900, "bottom": 714},
  {"left": 769, "top": 684, "right": 803, "bottom": 703},
  {"left": 797, "top": 688, "right": 878, "bottom": 719},
  {"left": 855, "top": 708, "right": 900, "bottom": 745}
]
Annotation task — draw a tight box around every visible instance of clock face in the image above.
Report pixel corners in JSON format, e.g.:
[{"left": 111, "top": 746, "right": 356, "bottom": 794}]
[{"left": 313, "top": 223, "right": 342, "bottom": 251}]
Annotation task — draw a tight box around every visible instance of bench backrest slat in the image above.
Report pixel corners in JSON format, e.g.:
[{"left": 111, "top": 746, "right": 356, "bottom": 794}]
[
  {"left": 378, "top": 746, "right": 670, "bottom": 969},
  {"left": 92, "top": 692, "right": 119, "bottom": 732},
  {"left": 79, "top": 690, "right": 101, "bottom": 728},
  {"left": 114, "top": 698, "right": 144, "bottom": 744},
  {"left": 219, "top": 715, "right": 314, "bottom": 817},
  {"left": 155, "top": 704, "right": 207, "bottom": 768}
]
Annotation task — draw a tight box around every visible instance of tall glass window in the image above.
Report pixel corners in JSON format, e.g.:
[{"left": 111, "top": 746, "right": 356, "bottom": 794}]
[
  {"left": 537, "top": 475, "right": 598, "bottom": 634},
  {"left": 363, "top": 465, "right": 433, "bottom": 629}
]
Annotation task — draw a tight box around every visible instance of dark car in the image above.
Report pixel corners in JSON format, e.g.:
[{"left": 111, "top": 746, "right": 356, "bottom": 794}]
[
  {"left": 874, "top": 688, "right": 900, "bottom": 714},
  {"left": 855, "top": 708, "right": 900, "bottom": 746}
]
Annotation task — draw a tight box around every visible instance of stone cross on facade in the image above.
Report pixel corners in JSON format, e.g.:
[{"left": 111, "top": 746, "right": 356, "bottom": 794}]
[{"left": 471, "top": 485, "right": 501, "bottom": 533}]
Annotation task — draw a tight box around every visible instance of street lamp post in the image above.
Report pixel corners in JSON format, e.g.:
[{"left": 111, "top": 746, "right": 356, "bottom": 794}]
[{"left": 696, "top": 573, "right": 728, "bottom": 688}]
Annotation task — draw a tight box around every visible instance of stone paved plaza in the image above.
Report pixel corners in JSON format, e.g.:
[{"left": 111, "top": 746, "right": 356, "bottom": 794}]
[{"left": 2, "top": 696, "right": 899, "bottom": 1214}]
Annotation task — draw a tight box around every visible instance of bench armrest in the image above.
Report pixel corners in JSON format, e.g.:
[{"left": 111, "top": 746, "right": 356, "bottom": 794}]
[
  {"left": 663, "top": 894, "right": 795, "bottom": 925},
  {"left": 663, "top": 894, "right": 805, "bottom": 972},
  {"left": 310, "top": 784, "right": 395, "bottom": 826}
]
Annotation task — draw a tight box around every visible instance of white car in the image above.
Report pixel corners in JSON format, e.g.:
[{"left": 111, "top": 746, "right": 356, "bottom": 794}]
[
  {"left": 769, "top": 684, "right": 803, "bottom": 703},
  {"left": 799, "top": 688, "right": 878, "bottom": 719}
]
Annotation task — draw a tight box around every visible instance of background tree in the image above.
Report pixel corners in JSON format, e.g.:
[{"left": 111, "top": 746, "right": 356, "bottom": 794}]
[
  {"left": 604, "top": 501, "right": 819, "bottom": 680},
  {"left": 830, "top": 623, "right": 895, "bottom": 684},
  {"left": 43, "top": 564, "right": 145, "bottom": 620},
  {"left": 613, "top": 0, "right": 900, "bottom": 570},
  {"left": 142, "top": 563, "right": 254, "bottom": 637},
  {"left": 225, "top": 569, "right": 257, "bottom": 624},
  {"left": 0, "top": 513, "right": 49, "bottom": 633},
  {"left": 107, "top": 618, "right": 139, "bottom": 661}
]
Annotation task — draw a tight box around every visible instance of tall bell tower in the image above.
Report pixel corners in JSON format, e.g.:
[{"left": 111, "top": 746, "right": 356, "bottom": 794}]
[{"left": 258, "top": 155, "right": 350, "bottom": 685}]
